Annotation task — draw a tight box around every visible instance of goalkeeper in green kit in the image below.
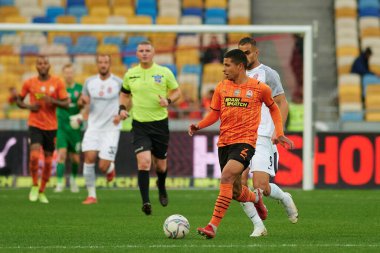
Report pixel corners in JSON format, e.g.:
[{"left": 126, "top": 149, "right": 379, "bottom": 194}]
[{"left": 54, "top": 64, "right": 83, "bottom": 193}]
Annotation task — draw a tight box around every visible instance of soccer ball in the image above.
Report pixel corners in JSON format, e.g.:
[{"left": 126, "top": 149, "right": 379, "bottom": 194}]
[{"left": 163, "top": 214, "right": 190, "bottom": 239}]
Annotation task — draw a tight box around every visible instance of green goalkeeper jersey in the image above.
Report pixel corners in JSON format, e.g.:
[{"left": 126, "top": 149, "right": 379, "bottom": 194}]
[
  {"left": 57, "top": 83, "right": 82, "bottom": 131},
  {"left": 122, "top": 63, "right": 179, "bottom": 122}
]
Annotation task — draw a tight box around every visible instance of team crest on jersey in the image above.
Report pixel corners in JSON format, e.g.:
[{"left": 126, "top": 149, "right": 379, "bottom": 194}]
[
  {"left": 246, "top": 90, "right": 253, "bottom": 98},
  {"left": 152, "top": 74, "right": 163, "bottom": 84},
  {"left": 224, "top": 97, "right": 248, "bottom": 107},
  {"left": 49, "top": 86, "right": 55, "bottom": 93},
  {"left": 40, "top": 86, "right": 46, "bottom": 92},
  {"left": 74, "top": 91, "right": 79, "bottom": 97},
  {"left": 233, "top": 89, "right": 241, "bottom": 96}
]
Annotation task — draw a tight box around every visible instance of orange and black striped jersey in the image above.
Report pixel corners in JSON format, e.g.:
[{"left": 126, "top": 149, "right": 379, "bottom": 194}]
[{"left": 210, "top": 77, "right": 283, "bottom": 148}]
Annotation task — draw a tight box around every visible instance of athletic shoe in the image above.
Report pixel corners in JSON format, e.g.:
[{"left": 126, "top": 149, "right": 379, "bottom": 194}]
[
  {"left": 156, "top": 180, "right": 168, "bottom": 207},
  {"left": 250, "top": 224, "right": 268, "bottom": 237},
  {"left": 70, "top": 183, "right": 79, "bottom": 193},
  {"left": 29, "top": 186, "right": 39, "bottom": 202},
  {"left": 282, "top": 192, "right": 298, "bottom": 223},
  {"left": 54, "top": 184, "right": 64, "bottom": 193},
  {"left": 197, "top": 224, "right": 216, "bottom": 239},
  {"left": 142, "top": 202, "right": 152, "bottom": 215},
  {"left": 106, "top": 169, "right": 115, "bottom": 182},
  {"left": 82, "top": 196, "right": 97, "bottom": 205},
  {"left": 253, "top": 189, "right": 268, "bottom": 220},
  {"left": 38, "top": 193, "right": 49, "bottom": 204}
]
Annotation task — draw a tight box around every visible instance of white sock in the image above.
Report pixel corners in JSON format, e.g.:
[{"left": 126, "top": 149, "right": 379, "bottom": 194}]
[
  {"left": 269, "top": 183, "right": 286, "bottom": 201},
  {"left": 106, "top": 162, "right": 114, "bottom": 174},
  {"left": 240, "top": 202, "right": 263, "bottom": 226},
  {"left": 83, "top": 163, "right": 96, "bottom": 198}
]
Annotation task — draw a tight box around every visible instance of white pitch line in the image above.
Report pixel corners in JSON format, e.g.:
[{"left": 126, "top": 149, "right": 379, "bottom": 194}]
[{"left": 1, "top": 244, "right": 380, "bottom": 250}]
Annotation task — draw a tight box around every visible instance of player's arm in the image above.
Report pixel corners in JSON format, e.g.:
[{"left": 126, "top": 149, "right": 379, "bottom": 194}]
[
  {"left": 262, "top": 85, "right": 294, "bottom": 149},
  {"left": 274, "top": 94, "right": 289, "bottom": 125},
  {"left": 43, "top": 96, "right": 69, "bottom": 109},
  {"left": 16, "top": 80, "right": 40, "bottom": 111},
  {"left": 188, "top": 109, "right": 220, "bottom": 136},
  {"left": 159, "top": 87, "right": 181, "bottom": 107}
]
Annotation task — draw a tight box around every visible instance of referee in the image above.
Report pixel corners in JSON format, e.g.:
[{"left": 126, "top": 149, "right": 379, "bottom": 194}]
[{"left": 119, "top": 41, "right": 181, "bottom": 215}]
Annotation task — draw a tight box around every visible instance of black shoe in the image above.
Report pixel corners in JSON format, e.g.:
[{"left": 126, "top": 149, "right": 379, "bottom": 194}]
[
  {"left": 156, "top": 180, "right": 168, "bottom": 207},
  {"left": 142, "top": 202, "right": 152, "bottom": 215}
]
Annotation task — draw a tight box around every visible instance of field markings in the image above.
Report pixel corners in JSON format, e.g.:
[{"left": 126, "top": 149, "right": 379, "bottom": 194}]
[{"left": 1, "top": 244, "right": 380, "bottom": 250}]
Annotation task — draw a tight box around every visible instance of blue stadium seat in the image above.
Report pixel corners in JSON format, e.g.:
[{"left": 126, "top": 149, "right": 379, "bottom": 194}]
[
  {"left": 20, "top": 45, "right": 39, "bottom": 55},
  {"left": 359, "top": 8, "right": 380, "bottom": 17},
  {"left": 205, "top": 17, "right": 226, "bottom": 25},
  {"left": 103, "top": 36, "right": 124, "bottom": 47},
  {"left": 77, "top": 36, "right": 98, "bottom": 47},
  {"left": 66, "top": 0, "right": 85, "bottom": 7},
  {"left": 123, "top": 55, "right": 139, "bottom": 66},
  {"left": 67, "top": 6, "right": 88, "bottom": 20},
  {"left": 46, "top": 6, "right": 66, "bottom": 21},
  {"left": 127, "top": 36, "right": 148, "bottom": 46},
  {"left": 69, "top": 45, "right": 97, "bottom": 55},
  {"left": 163, "top": 64, "right": 177, "bottom": 77},
  {"left": 340, "top": 112, "right": 364, "bottom": 121},
  {"left": 183, "top": 8, "right": 203, "bottom": 17},
  {"left": 32, "top": 16, "right": 54, "bottom": 23},
  {"left": 181, "top": 64, "right": 202, "bottom": 75},
  {"left": 136, "top": 0, "right": 156, "bottom": 9},
  {"left": 136, "top": 8, "right": 157, "bottom": 23},
  {"left": 53, "top": 36, "right": 72, "bottom": 47},
  {"left": 359, "top": 0, "right": 380, "bottom": 9},
  {"left": 363, "top": 74, "right": 380, "bottom": 95},
  {"left": 0, "top": 0, "right": 14, "bottom": 6},
  {"left": 205, "top": 8, "right": 227, "bottom": 19}
]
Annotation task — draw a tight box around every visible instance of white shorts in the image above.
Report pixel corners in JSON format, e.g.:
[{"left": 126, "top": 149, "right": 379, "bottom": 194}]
[
  {"left": 249, "top": 136, "right": 279, "bottom": 177},
  {"left": 82, "top": 129, "right": 120, "bottom": 161}
]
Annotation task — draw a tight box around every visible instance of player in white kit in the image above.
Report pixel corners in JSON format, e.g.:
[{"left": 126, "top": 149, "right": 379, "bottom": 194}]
[
  {"left": 237, "top": 37, "right": 298, "bottom": 237},
  {"left": 78, "top": 54, "right": 123, "bottom": 204}
]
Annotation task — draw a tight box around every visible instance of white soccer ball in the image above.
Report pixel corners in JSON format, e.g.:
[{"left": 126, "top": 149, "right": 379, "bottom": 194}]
[{"left": 163, "top": 214, "right": 190, "bottom": 239}]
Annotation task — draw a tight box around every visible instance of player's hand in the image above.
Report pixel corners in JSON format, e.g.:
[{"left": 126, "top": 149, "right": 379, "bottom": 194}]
[
  {"left": 277, "top": 135, "right": 294, "bottom": 149},
  {"left": 158, "top": 95, "right": 169, "bottom": 107},
  {"left": 113, "top": 115, "right": 121, "bottom": 125},
  {"left": 119, "top": 110, "right": 129, "bottom": 120},
  {"left": 41, "top": 95, "right": 54, "bottom": 104},
  {"left": 188, "top": 124, "right": 200, "bottom": 136},
  {"left": 271, "top": 132, "right": 279, "bottom": 144}
]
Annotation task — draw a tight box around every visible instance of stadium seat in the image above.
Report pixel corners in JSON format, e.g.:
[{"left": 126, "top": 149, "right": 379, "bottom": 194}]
[
  {"left": 359, "top": 17, "right": 380, "bottom": 30},
  {"left": 183, "top": 8, "right": 203, "bottom": 17},
  {"left": 202, "top": 63, "right": 224, "bottom": 83},
  {"left": 183, "top": 0, "right": 203, "bottom": 8},
  {"left": 113, "top": 7, "right": 135, "bottom": 17},
  {"left": 362, "top": 74, "right": 380, "bottom": 96},
  {"left": 359, "top": 8, "right": 380, "bottom": 17},
  {"left": 103, "top": 36, "right": 124, "bottom": 47},
  {"left": 46, "top": 6, "right": 66, "bottom": 21},
  {"left": 127, "top": 15, "right": 152, "bottom": 24},
  {"left": 5, "top": 16, "right": 29, "bottom": 23},
  {"left": 181, "top": 64, "right": 202, "bottom": 75},
  {"left": 123, "top": 55, "right": 139, "bottom": 66},
  {"left": 41, "top": 0, "right": 63, "bottom": 8},
  {"left": 154, "top": 53, "right": 174, "bottom": 65},
  {"left": 228, "top": 7, "right": 250, "bottom": 18},
  {"left": 40, "top": 44, "right": 67, "bottom": 55},
  {"left": 162, "top": 64, "right": 177, "bottom": 77},
  {"left": 53, "top": 36, "right": 73, "bottom": 47},
  {"left": 0, "top": 0, "right": 14, "bottom": 6},
  {"left": 113, "top": 0, "right": 134, "bottom": 7},
  {"left": 156, "top": 16, "right": 178, "bottom": 25},
  {"left": 0, "top": 6, "right": 19, "bottom": 17},
  {"left": 159, "top": 0, "right": 180, "bottom": 9},
  {"left": 369, "top": 56, "right": 380, "bottom": 75},
  {"left": 19, "top": 6, "right": 44, "bottom": 18},
  {"left": 336, "top": 37, "right": 359, "bottom": 47},
  {"left": 337, "top": 56, "right": 356, "bottom": 75},
  {"left": 89, "top": 6, "right": 111, "bottom": 16},
  {"left": 202, "top": 33, "right": 226, "bottom": 46},
  {"left": 81, "top": 15, "right": 106, "bottom": 24},
  {"left": 205, "top": 17, "right": 226, "bottom": 25},
  {"left": 159, "top": 6, "right": 181, "bottom": 18},
  {"left": 106, "top": 15, "right": 127, "bottom": 24},
  {"left": 68, "top": 6, "right": 88, "bottom": 20},
  {"left": 340, "top": 111, "right": 364, "bottom": 121},
  {"left": 180, "top": 16, "right": 202, "bottom": 25},
  {"left": 361, "top": 37, "right": 380, "bottom": 50},
  {"left": 358, "top": 0, "right": 380, "bottom": 10},
  {"left": 360, "top": 27, "right": 380, "bottom": 38},
  {"left": 56, "top": 15, "right": 77, "bottom": 24},
  {"left": 67, "top": 0, "right": 85, "bottom": 7},
  {"left": 228, "top": 33, "right": 251, "bottom": 44},
  {"left": 335, "top": 0, "right": 357, "bottom": 9},
  {"left": 229, "top": 17, "right": 250, "bottom": 25},
  {"left": 336, "top": 46, "right": 360, "bottom": 57},
  {"left": 14, "top": 0, "right": 38, "bottom": 7},
  {"left": 86, "top": 0, "right": 108, "bottom": 7},
  {"left": 205, "top": 0, "right": 227, "bottom": 8},
  {"left": 136, "top": 8, "right": 157, "bottom": 23}
]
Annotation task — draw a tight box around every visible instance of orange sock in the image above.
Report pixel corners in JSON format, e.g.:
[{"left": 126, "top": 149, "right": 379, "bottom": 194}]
[
  {"left": 29, "top": 150, "right": 40, "bottom": 186},
  {"left": 209, "top": 183, "right": 233, "bottom": 227},
  {"left": 39, "top": 155, "right": 52, "bottom": 193},
  {"left": 236, "top": 185, "right": 257, "bottom": 202}
]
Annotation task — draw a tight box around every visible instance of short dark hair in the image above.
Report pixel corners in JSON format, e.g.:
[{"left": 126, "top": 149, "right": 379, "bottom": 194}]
[
  {"left": 224, "top": 49, "right": 248, "bottom": 69},
  {"left": 138, "top": 40, "right": 153, "bottom": 47},
  {"left": 238, "top": 37, "right": 257, "bottom": 47}
]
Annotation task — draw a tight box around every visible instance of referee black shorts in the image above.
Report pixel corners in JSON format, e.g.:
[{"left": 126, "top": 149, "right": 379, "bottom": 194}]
[{"left": 131, "top": 118, "right": 169, "bottom": 159}]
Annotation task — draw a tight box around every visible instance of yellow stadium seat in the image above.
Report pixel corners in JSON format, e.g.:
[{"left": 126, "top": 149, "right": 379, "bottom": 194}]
[
  {"left": 23, "top": 56, "right": 38, "bottom": 65},
  {"left": 81, "top": 15, "right": 107, "bottom": 24},
  {"left": 0, "top": 56, "right": 20, "bottom": 65},
  {"left": 0, "top": 74, "right": 20, "bottom": 88},
  {"left": 365, "top": 112, "right": 380, "bottom": 121},
  {"left": 180, "top": 83, "right": 199, "bottom": 102},
  {"left": 338, "top": 84, "right": 361, "bottom": 103},
  {"left": 156, "top": 16, "right": 178, "bottom": 25},
  {"left": 228, "top": 33, "right": 250, "bottom": 44},
  {"left": 205, "top": 0, "right": 227, "bottom": 8},
  {"left": 86, "top": 0, "right": 108, "bottom": 7},
  {"left": 335, "top": 8, "right": 357, "bottom": 18},
  {"left": 361, "top": 27, "right": 380, "bottom": 38},
  {"left": 56, "top": 15, "right": 77, "bottom": 24},
  {"left": 8, "top": 109, "right": 29, "bottom": 120},
  {"left": 0, "top": 45, "right": 14, "bottom": 54},
  {"left": 112, "top": 64, "right": 127, "bottom": 77},
  {"left": 175, "top": 49, "right": 200, "bottom": 69},
  {"left": 0, "top": 6, "right": 19, "bottom": 17},
  {"left": 127, "top": 15, "right": 152, "bottom": 24},
  {"left": 90, "top": 6, "right": 111, "bottom": 16},
  {"left": 369, "top": 57, "right": 380, "bottom": 75},
  {"left": 183, "top": 0, "right": 203, "bottom": 8},
  {"left": 113, "top": 6, "right": 134, "bottom": 17},
  {"left": 336, "top": 46, "right": 359, "bottom": 57},
  {"left": 202, "top": 63, "right": 224, "bottom": 83},
  {"left": 5, "top": 15, "right": 28, "bottom": 23},
  {"left": 97, "top": 44, "right": 121, "bottom": 63},
  {"left": 229, "top": 17, "right": 250, "bottom": 25},
  {"left": 113, "top": 0, "right": 134, "bottom": 7}
]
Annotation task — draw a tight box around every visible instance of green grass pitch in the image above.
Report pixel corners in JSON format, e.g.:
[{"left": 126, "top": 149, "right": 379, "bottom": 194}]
[{"left": 0, "top": 188, "right": 379, "bottom": 253}]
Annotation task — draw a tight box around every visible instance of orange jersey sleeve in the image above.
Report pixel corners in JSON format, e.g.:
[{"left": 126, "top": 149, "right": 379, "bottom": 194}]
[
  {"left": 260, "top": 84, "right": 284, "bottom": 137},
  {"left": 210, "top": 82, "right": 222, "bottom": 111},
  {"left": 20, "top": 79, "right": 31, "bottom": 98}
]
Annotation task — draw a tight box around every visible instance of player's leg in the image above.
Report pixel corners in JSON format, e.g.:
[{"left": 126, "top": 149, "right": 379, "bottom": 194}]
[
  {"left": 28, "top": 127, "right": 43, "bottom": 202},
  {"left": 38, "top": 129, "right": 56, "bottom": 204},
  {"left": 238, "top": 169, "right": 267, "bottom": 237},
  {"left": 97, "top": 130, "right": 119, "bottom": 181},
  {"left": 152, "top": 156, "right": 168, "bottom": 206},
  {"left": 67, "top": 129, "right": 82, "bottom": 193},
  {"left": 81, "top": 130, "right": 99, "bottom": 204}
]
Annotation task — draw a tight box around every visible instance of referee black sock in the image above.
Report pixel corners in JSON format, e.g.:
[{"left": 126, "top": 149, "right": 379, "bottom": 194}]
[
  {"left": 156, "top": 169, "right": 167, "bottom": 195},
  {"left": 138, "top": 170, "right": 150, "bottom": 204}
]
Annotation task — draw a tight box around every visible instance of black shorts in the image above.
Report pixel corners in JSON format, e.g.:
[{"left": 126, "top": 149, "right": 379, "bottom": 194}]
[
  {"left": 131, "top": 118, "right": 169, "bottom": 159},
  {"left": 29, "top": 126, "right": 57, "bottom": 152},
  {"left": 218, "top": 143, "right": 255, "bottom": 171}
]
